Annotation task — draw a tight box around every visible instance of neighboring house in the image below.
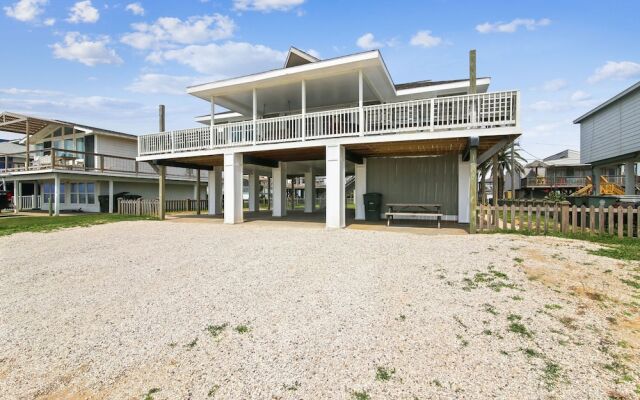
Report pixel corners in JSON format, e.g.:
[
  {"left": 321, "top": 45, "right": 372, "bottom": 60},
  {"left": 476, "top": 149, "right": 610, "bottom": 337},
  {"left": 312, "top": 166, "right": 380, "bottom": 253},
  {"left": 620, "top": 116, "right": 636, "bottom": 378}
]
[
  {"left": 515, "top": 149, "right": 592, "bottom": 199},
  {"left": 137, "top": 47, "right": 521, "bottom": 228},
  {"left": 0, "top": 112, "right": 205, "bottom": 214},
  {"left": 574, "top": 81, "right": 640, "bottom": 195}
]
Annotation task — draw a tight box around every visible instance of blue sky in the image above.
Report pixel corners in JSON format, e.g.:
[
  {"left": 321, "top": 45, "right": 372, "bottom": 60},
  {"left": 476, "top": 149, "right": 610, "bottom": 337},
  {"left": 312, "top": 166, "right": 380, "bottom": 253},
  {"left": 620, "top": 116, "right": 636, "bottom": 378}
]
[{"left": 2, "top": 0, "right": 640, "bottom": 160}]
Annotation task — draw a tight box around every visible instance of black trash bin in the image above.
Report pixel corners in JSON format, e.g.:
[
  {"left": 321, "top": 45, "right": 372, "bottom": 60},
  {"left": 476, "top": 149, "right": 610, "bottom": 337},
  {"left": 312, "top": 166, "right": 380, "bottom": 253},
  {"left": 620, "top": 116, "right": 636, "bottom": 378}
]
[
  {"left": 98, "top": 195, "right": 109, "bottom": 213},
  {"left": 363, "top": 192, "right": 382, "bottom": 221}
]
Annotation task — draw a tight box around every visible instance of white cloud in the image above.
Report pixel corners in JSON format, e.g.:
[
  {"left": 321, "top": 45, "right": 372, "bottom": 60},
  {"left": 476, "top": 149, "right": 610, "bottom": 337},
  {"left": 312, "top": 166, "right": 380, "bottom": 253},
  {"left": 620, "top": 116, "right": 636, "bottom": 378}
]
[
  {"left": 4, "top": 0, "right": 47, "bottom": 22},
  {"left": 43, "top": 17, "right": 55, "bottom": 25},
  {"left": 356, "top": 33, "right": 382, "bottom": 50},
  {"left": 476, "top": 18, "right": 551, "bottom": 34},
  {"left": 570, "top": 90, "right": 591, "bottom": 102},
  {"left": 127, "top": 73, "right": 201, "bottom": 95},
  {"left": 530, "top": 100, "right": 555, "bottom": 112},
  {"left": 51, "top": 32, "right": 122, "bottom": 66},
  {"left": 67, "top": 0, "right": 99, "bottom": 23},
  {"left": 233, "top": 0, "right": 304, "bottom": 12},
  {"left": 121, "top": 14, "right": 235, "bottom": 50},
  {"left": 410, "top": 30, "right": 443, "bottom": 48},
  {"left": 587, "top": 61, "right": 640, "bottom": 84},
  {"left": 542, "top": 79, "right": 567, "bottom": 92},
  {"left": 125, "top": 2, "right": 144, "bottom": 16},
  {"left": 0, "top": 87, "right": 61, "bottom": 96},
  {"left": 148, "top": 41, "right": 286, "bottom": 76}
]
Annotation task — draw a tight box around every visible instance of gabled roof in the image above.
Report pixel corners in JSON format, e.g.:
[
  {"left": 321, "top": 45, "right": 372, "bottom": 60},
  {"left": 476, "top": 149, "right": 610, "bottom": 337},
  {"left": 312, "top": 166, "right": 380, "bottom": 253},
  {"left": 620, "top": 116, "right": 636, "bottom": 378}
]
[
  {"left": 574, "top": 80, "right": 640, "bottom": 123},
  {"left": 0, "top": 111, "right": 136, "bottom": 140},
  {"left": 284, "top": 47, "right": 319, "bottom": 68}
]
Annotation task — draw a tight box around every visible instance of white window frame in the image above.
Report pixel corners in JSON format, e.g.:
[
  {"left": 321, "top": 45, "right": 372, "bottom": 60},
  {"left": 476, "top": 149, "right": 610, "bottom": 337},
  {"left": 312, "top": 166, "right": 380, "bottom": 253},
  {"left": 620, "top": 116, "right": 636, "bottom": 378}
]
[{"left": 70, "top": 181, "right": 96, "bottom": 204}]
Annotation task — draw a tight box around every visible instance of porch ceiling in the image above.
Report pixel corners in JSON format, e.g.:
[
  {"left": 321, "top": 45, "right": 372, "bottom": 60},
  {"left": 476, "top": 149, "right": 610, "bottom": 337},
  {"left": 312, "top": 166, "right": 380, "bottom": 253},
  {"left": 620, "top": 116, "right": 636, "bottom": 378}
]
[{"left": 162, "top": 136, "right": 515, "bottom": 171}]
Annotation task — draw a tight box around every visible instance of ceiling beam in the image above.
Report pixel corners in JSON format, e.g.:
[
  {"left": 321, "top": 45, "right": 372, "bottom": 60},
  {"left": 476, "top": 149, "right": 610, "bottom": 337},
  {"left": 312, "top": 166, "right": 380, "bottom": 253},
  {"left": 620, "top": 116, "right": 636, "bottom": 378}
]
[
  {"left": 477, "top": 137, "right": 510, "bottom": 165},
  {"left": 243, "top": 154, "right": 279, "bottom": 168}
]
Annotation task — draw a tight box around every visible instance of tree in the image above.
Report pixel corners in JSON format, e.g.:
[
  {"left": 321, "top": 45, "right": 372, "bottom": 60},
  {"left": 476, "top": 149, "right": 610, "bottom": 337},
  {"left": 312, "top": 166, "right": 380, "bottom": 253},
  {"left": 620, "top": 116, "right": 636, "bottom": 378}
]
[{"left": 479, "top": 143, "right": 527, "bottom": 201}]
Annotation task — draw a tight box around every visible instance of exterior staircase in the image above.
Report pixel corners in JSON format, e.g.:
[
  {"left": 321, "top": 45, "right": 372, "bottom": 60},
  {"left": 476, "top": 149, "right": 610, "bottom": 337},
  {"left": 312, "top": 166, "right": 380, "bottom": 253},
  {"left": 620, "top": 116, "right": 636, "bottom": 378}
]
[{"left": 571, "top": 176, "right": 625, "bottom": 196}]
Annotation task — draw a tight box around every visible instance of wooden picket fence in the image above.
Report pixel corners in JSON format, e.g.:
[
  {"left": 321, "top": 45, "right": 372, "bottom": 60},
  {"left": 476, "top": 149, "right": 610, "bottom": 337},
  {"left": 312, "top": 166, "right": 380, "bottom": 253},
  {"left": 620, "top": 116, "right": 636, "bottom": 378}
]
[
  {"left": 478, "top": 201, "right": 639, "bottom": 239},
  {"left": 165, "top": 199, "right": 208, "bottom": 213},
  {"left": 118, "top": 198, "right": 160, "bottom": 217},
  {"left": 118, "top": 198, "right": 208, "bottom": 217}
]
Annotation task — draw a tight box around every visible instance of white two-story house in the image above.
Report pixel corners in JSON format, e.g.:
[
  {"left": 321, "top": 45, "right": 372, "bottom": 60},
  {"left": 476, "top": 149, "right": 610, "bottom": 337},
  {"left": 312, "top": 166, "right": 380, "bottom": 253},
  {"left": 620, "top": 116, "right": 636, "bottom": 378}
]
[
  {"left": 137, "top": 47, "right": 521, "bottom": 230},
  {"left": 0, "top": 112, "right": 205, "bottom": 215}
]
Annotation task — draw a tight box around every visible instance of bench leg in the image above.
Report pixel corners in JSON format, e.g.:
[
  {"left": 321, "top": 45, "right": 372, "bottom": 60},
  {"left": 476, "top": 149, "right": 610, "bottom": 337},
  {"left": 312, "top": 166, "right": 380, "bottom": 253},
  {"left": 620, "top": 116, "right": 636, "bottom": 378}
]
[
  {"left": 438, "top": 216, "right": 441, "bottom": 229},
  {"left": 387, "top": 215, "right": 391, "bottom": 227}
]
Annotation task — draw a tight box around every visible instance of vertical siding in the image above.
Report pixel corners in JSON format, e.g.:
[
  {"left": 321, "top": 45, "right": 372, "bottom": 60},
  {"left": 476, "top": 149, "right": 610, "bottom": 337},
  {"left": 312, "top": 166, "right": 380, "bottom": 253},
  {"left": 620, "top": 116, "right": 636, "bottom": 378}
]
[
  {"left": 366, "top": 155, "right": 458, "bottom": 215},
  {"left": 580, "top": 88, "right": 640, "bottom": 164}
]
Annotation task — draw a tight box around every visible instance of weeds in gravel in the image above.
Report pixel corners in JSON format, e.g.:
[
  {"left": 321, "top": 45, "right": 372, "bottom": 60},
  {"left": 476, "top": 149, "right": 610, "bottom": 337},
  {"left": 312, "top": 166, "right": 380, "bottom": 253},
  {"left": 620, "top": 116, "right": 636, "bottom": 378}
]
[
  {"left": 282, "top": 381, "right": 301, "bottom": 391},
  {"left": 234, "top": 324, "right": 250, "bottom": 334},
  {"left": 396, "top": 314, "right": 406, "bottom": 321},
  {"left": 483, "top": 303, "right": 498, "bottom": 315},
  {"left": 511, "top": 295, "right": 524, "bottom": 301},
  {"left": 463, "top": 268, "right": 519, "bottom": 292},
  {"left": 558, "top": 316, "right": 578, "bottom": 330},
  {"left": 544, "top": 304, "right": 563, "bottom": 310},
  {"left": 375, "top": 366, "right": 396, "bottom": 381},
  {"left": 456, "top": 334, "right": 469, "bottom": 347},
  {"left": 507, "top": 315, "right": 533, "bottom": 338},
  {"left": 185, "top": 338, "right": 198, "bottom": 349},
  {"left": 206, "top": 323, "right": 228, "bottom": 338},
  {"left": 143, "top": 388, "right": 161, "bottom": 400},
  {"left": 513, "top": 257, "right": 524, "bottom": 264},
  {"left": 431, "top": 379, "right": 443, "bottom": 387},
  {"left": 207, "top": 384, "right": 220, "bottom": 397},
  {"left": 351, "top": 389, "right": 370, "bottom": 400},
  {"left": 522, "top": 348, "right": 542, "bottom": 358},
  {"left": 542, "top": 361, "right": 562, "bottom": 389}
]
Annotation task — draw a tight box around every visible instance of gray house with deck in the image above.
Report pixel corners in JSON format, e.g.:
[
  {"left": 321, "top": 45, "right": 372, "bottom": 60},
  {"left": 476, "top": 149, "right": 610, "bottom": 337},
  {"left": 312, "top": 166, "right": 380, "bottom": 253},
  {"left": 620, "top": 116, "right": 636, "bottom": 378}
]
[{"left": 574, "top": 81, "right": 640, "bottom": 195}]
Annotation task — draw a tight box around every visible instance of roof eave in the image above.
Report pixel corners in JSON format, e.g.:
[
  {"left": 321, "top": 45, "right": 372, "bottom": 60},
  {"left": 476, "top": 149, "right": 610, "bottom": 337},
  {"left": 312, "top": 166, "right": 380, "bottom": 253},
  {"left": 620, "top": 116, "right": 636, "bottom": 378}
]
[{"left": 574, "top": 80, "right": 640, "bottom": 123}]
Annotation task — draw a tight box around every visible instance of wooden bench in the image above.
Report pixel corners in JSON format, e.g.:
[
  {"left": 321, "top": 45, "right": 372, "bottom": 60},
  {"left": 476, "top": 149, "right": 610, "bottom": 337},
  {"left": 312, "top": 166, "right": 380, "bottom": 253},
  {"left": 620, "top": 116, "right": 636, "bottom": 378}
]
[{"left": 385, "top": 203, "right": 443, "bottom": 228}]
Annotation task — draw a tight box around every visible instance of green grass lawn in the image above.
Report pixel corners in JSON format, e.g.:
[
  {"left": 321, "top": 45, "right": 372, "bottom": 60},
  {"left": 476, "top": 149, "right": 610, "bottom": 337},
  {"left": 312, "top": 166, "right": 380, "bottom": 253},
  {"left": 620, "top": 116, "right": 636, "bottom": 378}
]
[
  {"left": 0, "top": 214, "right": 155, "bottom": 237},
  {"left": 484, "top": 229, "right": 640, "bottom": 261}
]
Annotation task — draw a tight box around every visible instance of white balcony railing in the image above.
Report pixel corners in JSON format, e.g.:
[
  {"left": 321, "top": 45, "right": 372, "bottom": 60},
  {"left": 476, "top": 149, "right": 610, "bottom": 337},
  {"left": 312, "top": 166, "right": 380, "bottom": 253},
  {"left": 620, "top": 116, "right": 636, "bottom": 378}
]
[{"left": 139, "top": 90, "right": 519, "bottom": 156}]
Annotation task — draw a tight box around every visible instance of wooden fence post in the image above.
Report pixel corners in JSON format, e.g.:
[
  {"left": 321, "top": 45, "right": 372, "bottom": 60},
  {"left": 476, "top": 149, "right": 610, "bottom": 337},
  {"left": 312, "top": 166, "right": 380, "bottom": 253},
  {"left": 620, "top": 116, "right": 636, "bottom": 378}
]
[
  {"left": 118, "top": 198, "right": 122, "bottom": 215},
  {"left": 571, "top": 205, "right": 577, "bottom": 233},
  {"left": 136, "top": 198, "right": 141, "bottom": 216},
  {"left": 608, "top": 206, "right": 614, "bottom": 235},
  {"left": 627, "top": 206, "right": 633, "bottom": 238},
  {"left": 479, "top": 203, "right": 484, "bottom": 231},
  {"left": 589, "top": 205, "right": 595, "bottom": 235},
  {"left": 598, "top": 201, "right": 605, "bottom": 235},
  {"left": 560, "top": 201, "right": 570, "bottom": 234},
  {"left": 617, "top": 206, "right": 623, "bottom": 238},
  {"left": 580, "top": 205, "right": 586, "bottom": 234}
]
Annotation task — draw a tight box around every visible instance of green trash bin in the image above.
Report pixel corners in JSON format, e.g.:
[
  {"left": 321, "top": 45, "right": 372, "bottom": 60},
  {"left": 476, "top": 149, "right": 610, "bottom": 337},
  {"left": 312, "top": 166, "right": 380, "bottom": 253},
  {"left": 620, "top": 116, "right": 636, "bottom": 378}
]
[{"left": 363, "top": 192, "right": 382, "bottom": 221}]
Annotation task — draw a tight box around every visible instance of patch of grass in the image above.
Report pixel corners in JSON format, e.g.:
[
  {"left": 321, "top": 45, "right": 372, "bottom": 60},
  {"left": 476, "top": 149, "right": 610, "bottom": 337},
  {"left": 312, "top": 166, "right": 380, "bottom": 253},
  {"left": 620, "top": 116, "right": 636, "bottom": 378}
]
[
  {"left": 207, "top": 384, "right": 220, "bottom": 397},
  {"left": 513, "top": 257, "right": 524, "bottom": 264},
  {"left": 282, "top": 381, "right": 301, "bottom": 391},
  {"left": 542, "top": 362, "right": 561, "bottom": 390},
  {"left": 511, "top": 295, "right": 524, "bottom": 301},
  {"left": 558, "top": 316, "right": 578, "bottom": 330},
  {"left": 234, "top": 324, "right": 250, "bottom": 334},
  {"left": 456, "top": 334, "right": 469, "bottom": 347},
  {"left": 351, "top": 390, "right": 370, "bottom": 400},
  {"left": 508, "top": 322, "right": 533, "bottom": 338},
  {"left": 507, "top": 313, "right": 522, "bottom": 322},
  {"left": 544, "top": 304, "right": 563, "bottom": 310},
  {"left": 396, "top": 314, "right": 406, "bottom": 321},
  {"left": 0, "top": 213, "right": 154, "bottom": 236},
  {"left": 375, "top": 366, "right": 396, "bottom": 381},
  {"left": 431, "top": 379, "right": 443, "bottom": 387},
  {"left": 482, "top": 329, "right": 493, "bottom": 336},
  {"left": 483, "top": 303, "right": 498, "bottom": 315},
  {"left": 522, "top": 348, "right": 541, "bottom": 358},
  {"left": 206, "top": 323, "right": 228, "bottom": 338},
  {"left": 143, "top": 388, "right": 161, "bottom": 400},
  {"left": 185, "top": 338, "right": 198, "bottom": 349},
  {"left": 620, "top": 278, "right": 640, "bottom": 290}
]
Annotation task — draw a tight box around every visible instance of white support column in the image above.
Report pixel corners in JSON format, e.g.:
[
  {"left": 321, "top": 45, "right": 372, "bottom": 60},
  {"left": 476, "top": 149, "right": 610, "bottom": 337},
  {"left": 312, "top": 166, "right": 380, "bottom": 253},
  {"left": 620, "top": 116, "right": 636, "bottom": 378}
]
[
  {"left": 625, "top": 160, "right": 636, "bottom": 195},
  {"left": 15, "top": 180, "right": 22, "bottom": 211},
  {"left": 53, "top": 174, "right": 60, "bottom": 216},
  {"left": 108, "top": 180, "right": 114, "bottom": 213},
  {"left": 158, "top": 166, "right": 166, "bottom": 220},
  {"left": 208, "top": 166, "right": 223, "bottom": 215},
  {"left": 210, "top": 97, "right": 216, "bottom": 148},
  {"left": 592, "top": 166, "right": 601, "bottom": 195},
  {"left": 457, "top": 154, "right": 471, "bottom": 223},
  {"left": 301, "top": 80, "right": 306, "bottom": 140},
  {"left": 304, "top": 169, "right": 315, "bottom": 213},
  {"left": 252, "top": 89, "right": 257, "bottom": 145},
  {"left": 358, "top": 69, "right": 364, "bottom": 135},
  {"left": 326, "top": 144, "right": 346, "bottom": 228},
  {"left": 272, "top": 162, "right": 287, "bottom": 217},
  {"left": 223, "top": 152, "right": 243, "bottom": 224},
  {"left": 354, "top": 159, "right": 367, "bottom": 220},
  {"left": 248, "top": 171, "right": 260, "bottom": 212}
]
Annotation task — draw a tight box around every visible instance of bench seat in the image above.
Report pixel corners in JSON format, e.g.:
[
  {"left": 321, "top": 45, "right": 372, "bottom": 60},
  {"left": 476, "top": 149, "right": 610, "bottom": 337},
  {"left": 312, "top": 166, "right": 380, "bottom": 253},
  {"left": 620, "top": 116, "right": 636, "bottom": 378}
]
[{"left": 385, "top": 212, "right": 443, "bottom": 228}]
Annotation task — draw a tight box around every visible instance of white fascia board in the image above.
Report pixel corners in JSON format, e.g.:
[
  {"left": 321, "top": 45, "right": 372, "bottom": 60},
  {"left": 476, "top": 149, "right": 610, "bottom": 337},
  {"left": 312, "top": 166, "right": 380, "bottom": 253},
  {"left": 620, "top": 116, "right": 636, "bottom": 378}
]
[
  {"left": 195, "top": 112, "right": 244, "bottom": 124},
  {"left": 396, "top": 78, "right": 491, "bottom": 97},
  {"left": 137, "top": 127, "right": 521, "bottom": 162},
  {"left": 187, "top": 51, "right": 384, "bottom": 98}
]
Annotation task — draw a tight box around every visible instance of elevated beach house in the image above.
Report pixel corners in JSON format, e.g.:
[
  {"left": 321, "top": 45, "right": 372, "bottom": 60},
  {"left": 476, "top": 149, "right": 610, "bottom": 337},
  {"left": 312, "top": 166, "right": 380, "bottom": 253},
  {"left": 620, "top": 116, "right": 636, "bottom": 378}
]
[
  {"left": 0, "top": 112, "right": 205, "bottom": 214},
  {"left": 137, "top": 48, "right": 521, "bottom": 230},
  {"left": 574, "top": 81, "right": 640, "bottom": 196}
]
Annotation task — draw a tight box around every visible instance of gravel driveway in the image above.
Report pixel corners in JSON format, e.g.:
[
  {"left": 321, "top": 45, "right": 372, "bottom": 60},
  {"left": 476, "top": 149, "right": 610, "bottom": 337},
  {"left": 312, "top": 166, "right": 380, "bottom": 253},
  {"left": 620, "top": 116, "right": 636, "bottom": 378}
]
[{"left": 0, "top": 220, "right": 638, "bottom": 399}]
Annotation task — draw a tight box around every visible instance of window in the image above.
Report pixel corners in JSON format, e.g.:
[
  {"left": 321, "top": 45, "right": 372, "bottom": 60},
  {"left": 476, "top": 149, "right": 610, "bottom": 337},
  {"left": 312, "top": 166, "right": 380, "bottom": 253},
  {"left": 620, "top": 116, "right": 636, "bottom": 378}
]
[
  {"left": 70, "top": 182, "right": 95, "bottom": 204},
  {"left": 42, "top": 183, "right": 65, "bottom": 204}
]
